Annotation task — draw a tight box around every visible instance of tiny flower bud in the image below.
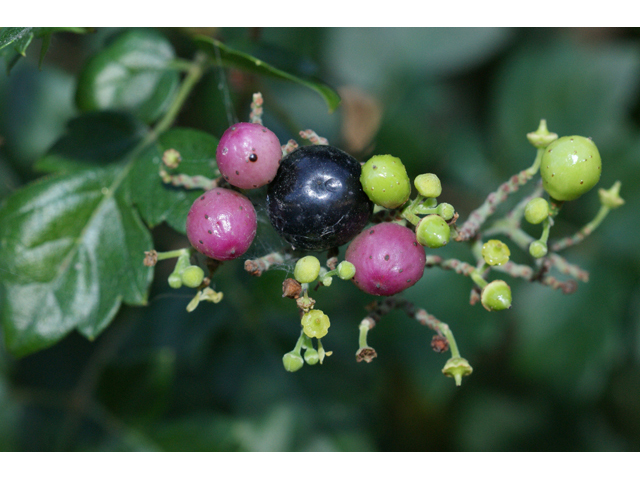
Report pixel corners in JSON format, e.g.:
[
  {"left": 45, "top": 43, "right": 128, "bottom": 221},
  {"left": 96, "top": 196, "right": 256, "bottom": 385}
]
[
  {"left": 481, "top": 280, "right": 512, "bottom": 311},
  {"left": 294, "top": 256, "right": 321, "bottom": 284},
  {"left": 482, "top": 239, "right": 510, "bottom": 266},
  {"left": 283, "top": 352, "right": 304, "bottom": 372},
  {"left": 301, "top": 309, "right": 330, "bottom": 339},
  {"left": 337, "top": 261, "right": 356, "bottom": 280},
  {"left": 598, "top": 181, "right": 625, "bottom": 209},
  {"left": 414, "top": 173, "right": 442, "bottom": 198},
  {"left": 526, "top": 119, "right": 558, "bottom": 149},
  {"left": 442, "top": 356, "right": 473, "bottom": 386}
]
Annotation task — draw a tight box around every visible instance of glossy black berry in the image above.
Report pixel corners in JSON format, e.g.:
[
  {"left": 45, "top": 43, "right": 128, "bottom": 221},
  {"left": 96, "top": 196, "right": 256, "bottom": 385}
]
[{"left": 267, "top": 145, "right": 373, "bottom": 251}]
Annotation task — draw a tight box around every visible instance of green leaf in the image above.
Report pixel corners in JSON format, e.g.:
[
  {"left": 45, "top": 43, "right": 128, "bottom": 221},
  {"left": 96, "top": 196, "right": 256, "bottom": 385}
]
[
  {"left": 13, "top": 32, "right": 34, "bottom": 56},
  {"left": 0, "top": 164, "right": 153, "bottom": 357},
  {"left": 35, "top": 111, "right": 148, "bottom": 174},
  {"left": 0, "top": 28, "right": 32, "bottom": 51},
  {"left": 75, "top": 29, "right": 179, "bottom": 124},
  {"left": 129, "top": 128, "right": 218, "bottom": 234},
  {"left": 194, "top": 36, "right": 341, "bottom": 113}
]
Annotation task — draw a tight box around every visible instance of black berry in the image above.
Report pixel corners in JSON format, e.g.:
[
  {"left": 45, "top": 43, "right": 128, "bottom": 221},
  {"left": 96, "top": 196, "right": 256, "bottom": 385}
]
[{"left": 267, "top": 145, "right": 373, "bottom": 251}]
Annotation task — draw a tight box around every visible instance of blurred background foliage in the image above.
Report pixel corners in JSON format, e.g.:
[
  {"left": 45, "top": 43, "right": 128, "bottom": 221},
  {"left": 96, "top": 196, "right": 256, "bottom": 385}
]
[{"left": 1, "top": 27, "right": 640, "bottom": 451}]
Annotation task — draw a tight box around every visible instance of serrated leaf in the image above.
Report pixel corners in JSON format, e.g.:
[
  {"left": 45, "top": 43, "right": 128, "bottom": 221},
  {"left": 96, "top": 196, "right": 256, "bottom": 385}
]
[
  {"left": 0, "top": 28, "right": 32, "bottom": 51},
  {"left": 194, "top": 36, "right": 341, "bottom": 113},
  {"left": 129, "top": 128, "right": 218, "bottom": 234},
  {"left": 35, "top": 111, "right": 148, "bottom": 174},
  {"left": 0, "top": 165, "right": 153, "bottom": 357},
  {"left": 75, "top": 29, "right": 179, "bottom": 124}
]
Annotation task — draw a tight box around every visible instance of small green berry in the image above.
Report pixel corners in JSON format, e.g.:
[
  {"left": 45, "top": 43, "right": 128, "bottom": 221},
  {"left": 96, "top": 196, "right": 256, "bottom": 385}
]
[
  {"left": 529, "top": 240, "right": 548, "bottom": 258},
  {"left": 524, "top": 198, "right": 550, "bottom": 225},
  {"left": 360, "top": 154, "right": 411, "bottom": 209},
  {"left": 304, "top": 348, "right": 319, "bottom": 365},
  {"left": 414, "top": 173, "right": 442, "bottom": 198},
  {"left": 337, "top": 260, "right": 356, "bottom": 280},
  {"left": 442, "top": 356, "right": 473, "bottom": 386},
  {"left": 181, "top": 265, "right": 205, "bottom": 288},
  {"left": 168, "top": 272, "right": 183, "bottom": 289},
  {"left": 540, "top": 136, "right": 602, "bottom": 201},
  {"left": 481, "top": 239, "right": 510, "bottom": 266},
  {"left": 282, "top": 352, "right": 304, "bottom": 372},
  {"left": 436, "top": 203, "right": 455, "bottom": 221},
  {"left": 481, "top": 280, "right": 512, "bottom": 311},
  {"left": 301, "top": 309, "right": 330, "bottom": 339},
  {"left": 294, "top": 255, "right": 321, "bottom": 284},
  {"left": 415, "top": 214, "right": 450, "bottom": 248},
  {"left": 322, "top": 276, "right": 333, "bottom": 287}
]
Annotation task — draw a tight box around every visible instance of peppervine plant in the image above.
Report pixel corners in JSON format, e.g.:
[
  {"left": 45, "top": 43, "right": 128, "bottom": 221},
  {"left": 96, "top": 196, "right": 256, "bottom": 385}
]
[{"left": 0, "top": 29, "right": 625, "bottom": 387}]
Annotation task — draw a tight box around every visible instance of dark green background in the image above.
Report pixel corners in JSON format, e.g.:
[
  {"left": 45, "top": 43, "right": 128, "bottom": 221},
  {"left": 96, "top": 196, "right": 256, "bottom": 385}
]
[{"left": 1, "top": 27, "right": 639, "bottom": 451}]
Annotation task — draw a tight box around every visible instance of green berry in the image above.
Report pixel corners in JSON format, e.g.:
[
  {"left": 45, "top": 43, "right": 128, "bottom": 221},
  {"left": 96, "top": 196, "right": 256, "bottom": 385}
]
[
  {"left": 524, "top": 198, "right": 550, "bottom": 225},
  {"left": 304, "top": 348, "right": 319, "bottom": 365},
  {"left": 529, "top": 240, "right": 548, "bottom": 258},
  {"left": 360, "top": 154, "right": 411, "bottom": 209},
  {"left": 301, "top": 309, "right": 330, "bottom": 339},
  {"left": 436, "top": 203, "right": 455, "bottom": 221},
  {"left": 294, "top": 256, "right": 321, "bottom": 284},
  {"left": 481, "top": 239, "right": 510, "bottom": 266},
  {"left": 480, "top": 280, "right": 512, "bottom": 311},
  {"left": 414, "top": 173, "right": 442, "bottom": 198},
  {"left": 181, "top": 265, "right": 205, "bottom": 288},
  {"left": 337, "top": 260, "right": 356, "bottom": 280},
  {"left": 415, "top": 214, "right": 450, "bottom": 248},
  {"left": 168, "top": 272, "right": 182, "bottom": 289},
  {"left": 540, "top": 136, "right": 602, "bottom": 201},
  {"left": 282, "top": 352, "right": 304, "bottom": 372}
]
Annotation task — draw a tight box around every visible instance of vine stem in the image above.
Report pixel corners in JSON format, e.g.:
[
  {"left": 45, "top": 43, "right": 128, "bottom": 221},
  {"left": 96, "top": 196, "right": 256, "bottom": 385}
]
[
  {"left": 550, "top": 204, "right": 611, "bottom": 252},
  {"left": 456, "top": 148, "right": 543, "bottom": 242}
]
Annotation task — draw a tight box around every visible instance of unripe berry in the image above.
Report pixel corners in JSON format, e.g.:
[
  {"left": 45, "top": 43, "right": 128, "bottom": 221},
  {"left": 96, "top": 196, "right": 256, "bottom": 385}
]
[
  {"left": 540, "top": 136, "right": 602, "bottom": 201},
  {"left": 529, "top": 240, "right": 548, "bottom": 258},
  {"left": 481, "top": 239, "right": 510, "bottom": 266},
  {"left": 416, "top": 214, "right": 450, "bottom": 248},
  {"left": 480, "top": 280, "right": 512, "bottom": 311},
  {"left": 181, "top": 265, "right": 205, "bottom": 288},
  {"left": 524, "top": 197, "right": 549, "bottom": 225},
  {"left": 282, "top": 352, "right": 304, "bottom": 372},
  {"left": 346, "top": 223, "right": 426, "bottom": 296},
  {"left": 301, "top": 309, "right": 330, "bottom": 339},
  {"left": 360, "top": 154, "right": 411, "bottom": 209},
  {"left": 337, "top": 261, "right": 356, "bottom": 280},
  {"left": 294, "top": 256, "right": 321, "bottom": 284},
  {"left": 304, "top": 348, "right": 319, "bottom": 365},
  {"left": 168, "top": 272, "right": 182, "bottom": 289},
  {"left": 216, "top": 122, "right": 282, "bottom": 189},
  {"left": 186, "top": 188, "right": 257, "bottom": 261},
  {"left": 414, "top": 173, "right": 442, "bottom": 198}
]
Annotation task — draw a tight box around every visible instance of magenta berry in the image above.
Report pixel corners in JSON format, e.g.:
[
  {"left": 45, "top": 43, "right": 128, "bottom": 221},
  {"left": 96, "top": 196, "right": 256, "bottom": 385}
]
[
  {"left": 186, "top": 188, "right": 257, "bottom": 261},
  {"left": 345, "top": 222, "right": 426, "bottom": 296},
  {"left": 216, "top": 122, "right": 282, "bottom": 189}
]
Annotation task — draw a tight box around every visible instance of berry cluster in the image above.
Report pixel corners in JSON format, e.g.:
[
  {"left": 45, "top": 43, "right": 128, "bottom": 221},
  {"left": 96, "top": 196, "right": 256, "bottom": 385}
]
[{"left": 145, "top": 96, "right": 624, "bottom": 387}]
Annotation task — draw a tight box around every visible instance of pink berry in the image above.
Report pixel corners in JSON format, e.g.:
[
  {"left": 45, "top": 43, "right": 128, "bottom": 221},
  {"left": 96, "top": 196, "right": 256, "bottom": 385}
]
[
  {"left": 345, "top": 222, "right": 426, "bottom": 296},
  {"left": 216, "top": 122, "right": 282, "bottom": 189},
  {"left": 186, "top": 188, "right": 257, "bottom": 261}
]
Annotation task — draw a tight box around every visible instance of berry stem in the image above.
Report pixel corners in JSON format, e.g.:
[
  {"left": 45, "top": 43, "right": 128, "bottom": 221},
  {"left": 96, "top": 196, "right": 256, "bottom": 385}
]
[
  {"left": 156, "top": 248, "right": 191, "bottom": 261},
  {"left": 455, "top": 147, "right": 543, "bottom": 242},
  {"left": 249, "top": 92, "right": 264, "bottom": 125},
  {"left": 244, "top": 250, "right": 293, "bottom": 276},
  {"left": 159, "top": 168, "right": 218, "bottom": 190},
  {"left": 550, "top": 204, "right": 610, "bottom": 252}
]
